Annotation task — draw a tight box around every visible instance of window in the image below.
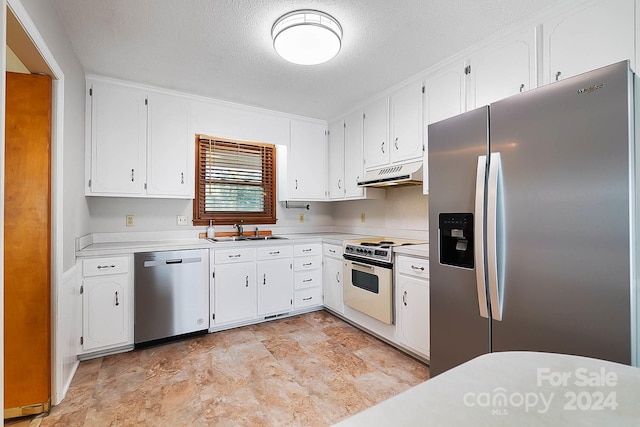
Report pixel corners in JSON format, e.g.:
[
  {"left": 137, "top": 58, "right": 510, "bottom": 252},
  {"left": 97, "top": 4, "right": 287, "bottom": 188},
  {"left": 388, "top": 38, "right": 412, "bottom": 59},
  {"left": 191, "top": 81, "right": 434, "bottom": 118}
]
[{"left": 193, "top": 135, "right": 277, "bottom": 226}]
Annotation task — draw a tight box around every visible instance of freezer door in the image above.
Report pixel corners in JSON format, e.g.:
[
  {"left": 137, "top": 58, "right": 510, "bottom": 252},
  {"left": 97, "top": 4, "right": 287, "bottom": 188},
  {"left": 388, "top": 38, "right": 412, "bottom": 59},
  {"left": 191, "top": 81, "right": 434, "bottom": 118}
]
[
  {"left": 428, "top": 106, "right": 491, "bottom": 376},
  {"left": 489, "top": 61, "right": 632, "bottom": 364}
]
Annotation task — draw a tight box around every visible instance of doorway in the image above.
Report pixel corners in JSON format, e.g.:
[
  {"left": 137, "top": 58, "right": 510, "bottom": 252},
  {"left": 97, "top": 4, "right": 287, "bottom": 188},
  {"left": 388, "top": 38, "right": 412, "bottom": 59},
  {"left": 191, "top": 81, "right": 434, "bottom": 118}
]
[{"left": 4, "top": 0, "right": 66, "bottom": 415}]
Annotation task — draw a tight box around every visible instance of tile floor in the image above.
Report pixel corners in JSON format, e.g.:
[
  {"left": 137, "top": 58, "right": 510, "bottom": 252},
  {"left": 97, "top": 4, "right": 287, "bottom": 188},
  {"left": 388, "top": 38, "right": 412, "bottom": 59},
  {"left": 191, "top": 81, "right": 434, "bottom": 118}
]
[{"left": 6, "top": 310, "right": 429, "bottom": 426}]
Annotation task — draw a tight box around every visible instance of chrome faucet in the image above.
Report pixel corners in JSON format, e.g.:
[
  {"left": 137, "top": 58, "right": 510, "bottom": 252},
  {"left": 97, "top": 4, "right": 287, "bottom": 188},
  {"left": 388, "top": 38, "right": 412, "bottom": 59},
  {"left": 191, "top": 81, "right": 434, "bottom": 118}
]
[{"left": 234, "top": 222, "right": 244, "bottom": 237}]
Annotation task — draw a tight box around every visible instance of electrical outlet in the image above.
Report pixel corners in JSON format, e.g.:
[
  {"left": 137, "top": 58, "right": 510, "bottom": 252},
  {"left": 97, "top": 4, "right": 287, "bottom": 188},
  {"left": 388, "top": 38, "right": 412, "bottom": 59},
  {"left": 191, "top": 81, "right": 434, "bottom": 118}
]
[
  {"left": 126, "top": 215, "right": 135, "bottom": 227},
  {"left": 299, "top": 214, "right": 305, "bottom": 223},
  {"left": 177, "top": 215, "right": 188, "bottom": 226},
  {"left": 360, "top": 212, "right": 366, "bottom": 223}
]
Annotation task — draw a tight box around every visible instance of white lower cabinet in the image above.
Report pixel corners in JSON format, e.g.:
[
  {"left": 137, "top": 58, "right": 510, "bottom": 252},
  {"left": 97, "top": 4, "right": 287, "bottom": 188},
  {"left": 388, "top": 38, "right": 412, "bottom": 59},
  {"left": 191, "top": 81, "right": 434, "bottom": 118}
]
[
  {"left": 322, "top": 243, "right": 344, "bottom": 314},
  {"left": 211, "top": 242, "right": 321, "bottom": 329},
  {"left": 257, "top": 246, "right": 293, "bottom": 316},
  {"left": 293, "top": 243, "right": 323, "bottom": 309},
  {"left": 212, "top": 248, "right": 256, "bottom": 326},
  {"left": 395, "top": 255, "right": 430, "bottom": 358},
  {"left": 81, "top": 256, "right": 134, "bottom": 354}
]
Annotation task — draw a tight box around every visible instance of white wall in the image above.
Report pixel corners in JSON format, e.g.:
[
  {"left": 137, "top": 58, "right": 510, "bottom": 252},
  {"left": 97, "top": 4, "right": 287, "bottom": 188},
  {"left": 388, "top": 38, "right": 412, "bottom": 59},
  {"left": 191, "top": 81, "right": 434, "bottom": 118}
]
[
  {"left": 87, "top": 197, "right": 334, "bottom": 235},
  {"left": 332, "top": 185, "right": 429, "bottom": 240}
]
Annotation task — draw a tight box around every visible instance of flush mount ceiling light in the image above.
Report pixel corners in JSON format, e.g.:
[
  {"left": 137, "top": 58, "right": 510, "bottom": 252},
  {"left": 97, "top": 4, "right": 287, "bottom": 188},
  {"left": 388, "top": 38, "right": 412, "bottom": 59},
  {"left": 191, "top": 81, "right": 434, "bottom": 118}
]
[{"left": 271, "top": 10, "right": 343, "bottom": 65}]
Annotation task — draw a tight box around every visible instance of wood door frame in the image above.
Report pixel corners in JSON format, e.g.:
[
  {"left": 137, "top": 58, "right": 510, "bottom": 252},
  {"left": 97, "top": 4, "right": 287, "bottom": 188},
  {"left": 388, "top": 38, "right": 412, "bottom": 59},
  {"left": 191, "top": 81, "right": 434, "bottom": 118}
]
[{"left": 5, "top": 0, "right": 67, "bottom": 406}]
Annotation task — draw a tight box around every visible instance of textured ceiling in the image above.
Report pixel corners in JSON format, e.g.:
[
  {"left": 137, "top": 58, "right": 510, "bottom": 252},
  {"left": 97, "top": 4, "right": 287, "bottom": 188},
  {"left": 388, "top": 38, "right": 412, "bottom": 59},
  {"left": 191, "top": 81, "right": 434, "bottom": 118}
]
[{"left": 52, "top": 0, "right": 559, "bottom": 120}]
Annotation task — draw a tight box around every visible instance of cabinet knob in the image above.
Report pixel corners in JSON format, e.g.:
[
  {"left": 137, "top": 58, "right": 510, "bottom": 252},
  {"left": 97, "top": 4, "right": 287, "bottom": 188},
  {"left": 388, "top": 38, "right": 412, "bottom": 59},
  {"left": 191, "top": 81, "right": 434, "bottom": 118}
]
[
  {"left": 411, "top": 265, "right": 425, "bottom": 271},
  {"left": 336, "top": 272, "right": 340, "bottom": 283},
  {"left": 338, "top": 179, "right": 341, "bottom": 189},
  {"left": 381, "top": 141, "right": 385, "bottom": 154},
  {"left": 555, "top": 71, "right": 562, "bottom": 81},
  {"left": 180, "top": 172, "right": 184, "bottom": 184},
  {"left": 131, "top": 169, "right": 135, "bottom": 182},
  {"left": 403, "top": 290, "right": 407, "bottom": 306},
  {"left": 394, "top": 137, "right": 399, "bottom": 150},
  {"left": 263, "top": 273, "right": 266, "bottom": 285},
  {"left": 115, "top": 291, "right": 120, "bottom": 306},
  {"left": 295, "top": 179, "right": 298, "bottom": 190},
  {"left": 519, "top": 84, "right": 525, "bottom": 93},
  {"left": 246, "top": 276, "right": 249, "bottom": 287}
]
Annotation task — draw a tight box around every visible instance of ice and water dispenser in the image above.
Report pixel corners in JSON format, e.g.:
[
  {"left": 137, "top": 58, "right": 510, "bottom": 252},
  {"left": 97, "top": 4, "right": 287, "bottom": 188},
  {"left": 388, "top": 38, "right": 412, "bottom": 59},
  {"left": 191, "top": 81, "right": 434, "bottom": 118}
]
[{"left": 439, "top": 213, "right": 474, "bottom": 269}]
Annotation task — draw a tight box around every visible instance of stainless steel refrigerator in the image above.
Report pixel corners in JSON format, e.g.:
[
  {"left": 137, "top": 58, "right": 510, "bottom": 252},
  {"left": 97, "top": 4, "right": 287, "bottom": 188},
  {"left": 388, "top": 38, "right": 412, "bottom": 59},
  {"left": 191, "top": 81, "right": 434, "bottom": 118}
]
[{"left": 428, "top": 60, "right": 638, "bottom": 376}]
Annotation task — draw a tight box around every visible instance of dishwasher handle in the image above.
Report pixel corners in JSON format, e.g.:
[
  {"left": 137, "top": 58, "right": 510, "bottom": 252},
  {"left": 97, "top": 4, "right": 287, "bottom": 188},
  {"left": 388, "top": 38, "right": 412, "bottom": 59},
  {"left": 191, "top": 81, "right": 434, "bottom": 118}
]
[{"left": 143, "top": 257, "right": 202, "bottom": 267}]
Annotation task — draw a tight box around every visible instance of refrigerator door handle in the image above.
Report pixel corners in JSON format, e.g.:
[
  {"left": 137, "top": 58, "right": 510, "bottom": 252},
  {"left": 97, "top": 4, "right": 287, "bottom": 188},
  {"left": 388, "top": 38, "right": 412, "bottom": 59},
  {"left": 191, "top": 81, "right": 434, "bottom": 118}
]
[
  {"left": 474, "top": 155, "right": 489, "bottom": 319},
  {"left": 487, "top": 152, "right": 504, "bottom": 321}
]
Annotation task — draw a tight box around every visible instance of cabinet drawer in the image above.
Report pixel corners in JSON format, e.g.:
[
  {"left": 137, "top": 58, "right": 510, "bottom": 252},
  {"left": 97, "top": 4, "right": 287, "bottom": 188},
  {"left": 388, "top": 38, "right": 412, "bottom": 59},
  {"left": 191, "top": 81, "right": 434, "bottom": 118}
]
[
  {"left": 256, "top": 245, "right": 293, "bottom": 260},
  {"left": 294, "top": 269, "right": 322, "bottom": 290},
  {"left": 83, "top": 256, "right": 129, "bottom": 277},
  {"left": 397, "top": 256, "right": 429, "bottom": 279},
  {"left": 294, "top": 287, "right": 322, "bottom": 309},
  {"left": 323, "top": 244, "right": 342, "bottom": 258},
  {"left": 293, "top": 256, "right": 322, "bottom": 271},
  {"left": 294, "top": 243, "right": 321, "bottom": 257},
  {"left": 214, "top": 248, "right": 255, "bottom": 264}
]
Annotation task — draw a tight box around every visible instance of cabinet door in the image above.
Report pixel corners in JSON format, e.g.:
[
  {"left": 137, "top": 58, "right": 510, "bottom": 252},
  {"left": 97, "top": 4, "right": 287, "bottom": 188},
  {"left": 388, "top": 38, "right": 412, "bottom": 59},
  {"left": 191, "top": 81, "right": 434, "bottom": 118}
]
[
  {"left": 467, "top": 28, "right": 536, "bottom": 109},
  {"left": 398, "top": 276, "right": 430, "bottom": 357},
  {"left": 327, "top": 120, "right": 345, "bottom": 200},
  {"left": 363, "top": 97, "right": 390, "bottom": 169},
  {"left": 543, "top": 0, "right": 635, "bottom": 84},
  {"left": 214, "top": 262, "right": 256, "bottom": 325},
  {"left": 146, "top": 93, "right": 192, "bottom": 197},
  {"left": 257, "top": 258, "right": 293, "bottom": 316},
  {"left": 89, "top": 81, "right": 146, "bottom": 195},
  {"left": 322, "top": 257, "right": 344, "bottom": 313},
  {"left": 82, "top": 275, "right": 129, "bottom": 351},
  {"left": 344, "top": 110, "right": 365, "bottom": 198},
  {"left": 289, "top": 120, "right": 328, "bottom": 200},
  {"left": 424, "top": 61, "right": 466, "bottom": 125},
  {"left": 390, "top": 80, "right": 424, "bottom": 163}
]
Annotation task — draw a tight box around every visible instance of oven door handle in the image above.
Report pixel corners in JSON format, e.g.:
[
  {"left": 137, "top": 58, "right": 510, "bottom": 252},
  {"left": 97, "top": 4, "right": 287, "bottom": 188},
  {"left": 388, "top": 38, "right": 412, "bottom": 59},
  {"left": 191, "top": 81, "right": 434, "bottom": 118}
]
[{"left": 351, "top": 262, "right": 375, "bottom": 270}]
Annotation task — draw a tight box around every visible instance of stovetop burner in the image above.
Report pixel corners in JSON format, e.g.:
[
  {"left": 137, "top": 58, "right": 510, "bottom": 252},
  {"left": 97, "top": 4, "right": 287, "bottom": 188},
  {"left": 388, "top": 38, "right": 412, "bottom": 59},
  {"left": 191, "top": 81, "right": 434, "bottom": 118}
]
[{"left": 344, "top": 237, "right": 426, "bottom": 264}]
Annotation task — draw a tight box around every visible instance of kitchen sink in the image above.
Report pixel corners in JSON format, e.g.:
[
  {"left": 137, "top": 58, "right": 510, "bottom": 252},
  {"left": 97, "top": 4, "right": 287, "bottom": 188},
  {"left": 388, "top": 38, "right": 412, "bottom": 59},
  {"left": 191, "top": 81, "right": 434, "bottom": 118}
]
[{"left": 207, "top": 235, "right": 287, "bottom": 243}]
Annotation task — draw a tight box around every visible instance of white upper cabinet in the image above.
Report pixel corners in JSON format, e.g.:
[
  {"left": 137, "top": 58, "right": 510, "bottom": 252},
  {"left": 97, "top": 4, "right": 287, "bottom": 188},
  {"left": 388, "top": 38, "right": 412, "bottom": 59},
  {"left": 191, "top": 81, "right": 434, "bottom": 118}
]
[
  {"left": 327, "top": 120, "right": 345, "bottom": 200},
  {"left": 390, "top": 80, "right": 424, "bottom": 163},
  {"left": 344, "top": 110, "right": 368, "bottom": 199},
  {"left": 424, "top": 61, "right": 466, "bottom": 125},
  {"left": 363, "top": 97, "right": 390, "bottom": 169},
  {"left": 287, "top": 119, "right": 328, "bottom": 201},
  {"left": 543, "top": 0, "right": 635, "bottom": 84},
  {"left": 467, "top": 28, "right": 537, "bottom": 109},
  {"left": 88, "top": 81, "right": 147, "bottom": 195},
  {"left": 86, "top": 78, "right": 193, "bottom": 198},
  {"left": 363, "top": 80, "right": 424, "bottom": 170},
  {"left": 146, "top": 93, "right": 193, "bottom": 197}
]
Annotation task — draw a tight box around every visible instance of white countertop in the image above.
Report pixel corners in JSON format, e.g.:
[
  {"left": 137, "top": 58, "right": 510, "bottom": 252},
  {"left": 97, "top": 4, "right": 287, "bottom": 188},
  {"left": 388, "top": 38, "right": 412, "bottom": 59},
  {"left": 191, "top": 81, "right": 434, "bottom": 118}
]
[
  {"left": 334, "top": 351, "right": 640, "bottom": 426},
  {"left": 393, "top": 243, "right": 429, "bottom": 258},
  {"left": 76, "top": 233, "right": 368, "bottom": 257}
]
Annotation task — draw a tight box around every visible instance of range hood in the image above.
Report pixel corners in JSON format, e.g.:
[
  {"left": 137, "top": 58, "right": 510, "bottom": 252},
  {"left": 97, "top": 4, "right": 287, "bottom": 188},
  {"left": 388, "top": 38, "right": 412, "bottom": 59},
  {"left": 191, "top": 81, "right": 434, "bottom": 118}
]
[{"left": 357, "top": 161, "right": 423, "bottom": 187}]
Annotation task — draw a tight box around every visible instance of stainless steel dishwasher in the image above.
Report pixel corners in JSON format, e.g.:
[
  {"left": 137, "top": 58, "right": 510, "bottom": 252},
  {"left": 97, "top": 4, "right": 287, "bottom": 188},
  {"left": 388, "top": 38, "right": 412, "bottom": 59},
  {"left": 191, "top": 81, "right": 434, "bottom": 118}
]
[{"left": 134, "top": 249, "right": 209, "bottom": 345}]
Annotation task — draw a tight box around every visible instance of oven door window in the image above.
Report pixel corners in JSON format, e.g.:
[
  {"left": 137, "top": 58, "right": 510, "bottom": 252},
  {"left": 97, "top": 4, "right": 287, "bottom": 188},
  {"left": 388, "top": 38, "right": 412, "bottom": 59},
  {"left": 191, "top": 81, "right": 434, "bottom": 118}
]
[{"left": 352, "top": 269, "right": 379, "bottom": 294}]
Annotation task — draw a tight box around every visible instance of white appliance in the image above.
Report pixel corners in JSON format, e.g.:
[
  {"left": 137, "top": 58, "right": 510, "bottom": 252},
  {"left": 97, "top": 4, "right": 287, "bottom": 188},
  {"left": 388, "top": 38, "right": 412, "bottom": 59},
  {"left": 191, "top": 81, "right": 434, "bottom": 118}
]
[{"left": 343, "top": 237, "right": 425, "bottom": 324}]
